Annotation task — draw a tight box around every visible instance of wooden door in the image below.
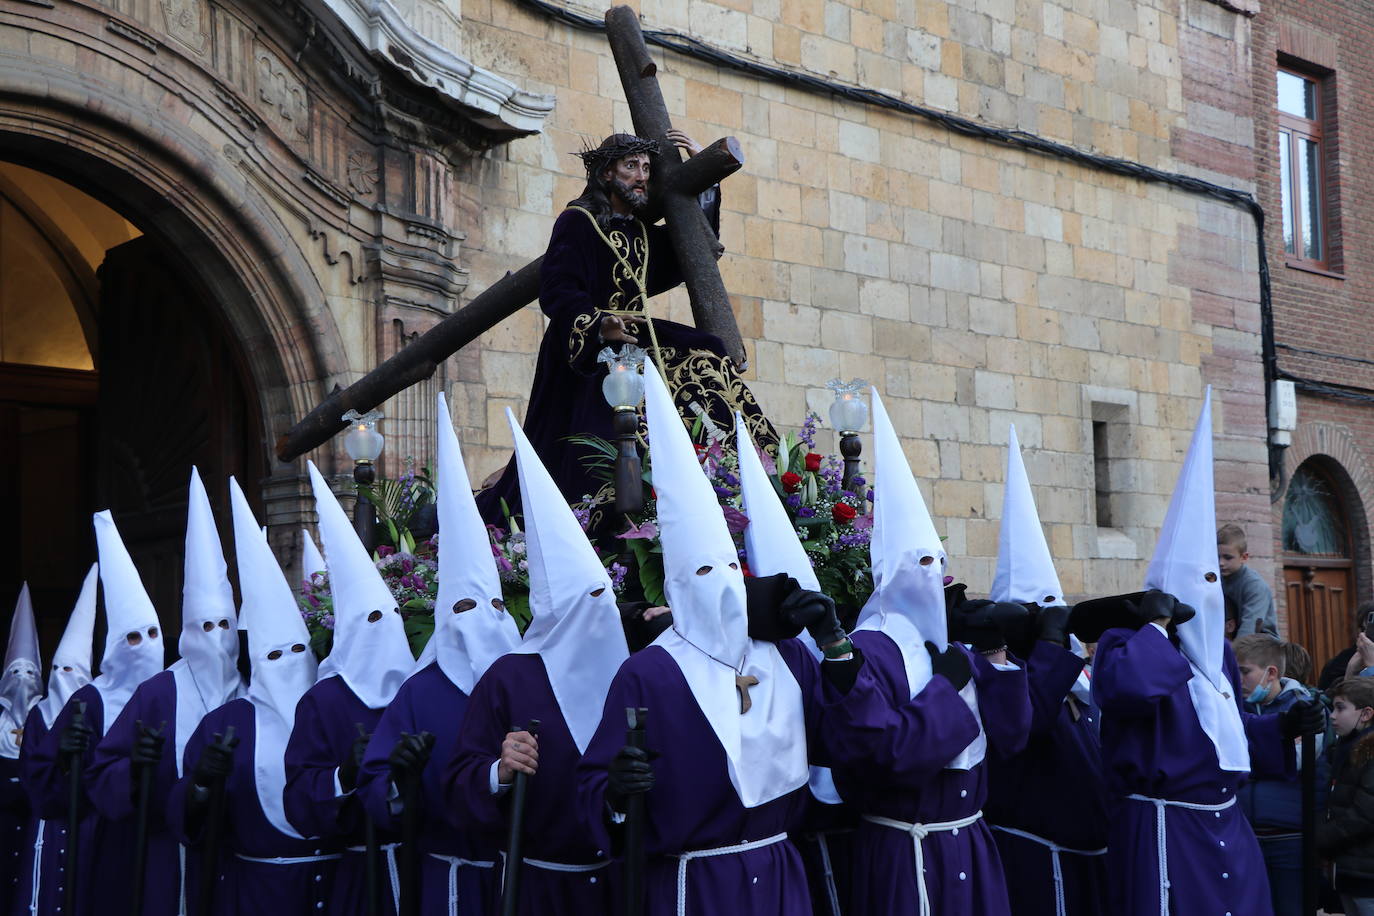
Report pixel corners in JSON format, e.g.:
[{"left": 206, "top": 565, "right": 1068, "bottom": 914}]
[
  {"left": 1284, "top": 562, "right": 1352, "bottom": 678},
  {"left": 96, "top": 237, "right": 263, "bottom": 663}
]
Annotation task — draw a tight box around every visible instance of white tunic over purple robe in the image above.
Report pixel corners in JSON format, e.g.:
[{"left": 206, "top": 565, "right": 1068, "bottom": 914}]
[
  {"left": 824, "top": 631, "right": 1030, "bottom": 915},
  {"left": 357, "top": 662, "right": 499, "bottom": 916},
  {"left": 444, "top": 653, "right": 614, "bottom": 915},
  {"left": 1094, "top": 624, "right": 1290, "bottom": 916},
  {"left": 985, "top": 640, "right": 1108, "bottom": 916},
  {"left": 168, "top": 698, "right": 338, "bottom": 915}
]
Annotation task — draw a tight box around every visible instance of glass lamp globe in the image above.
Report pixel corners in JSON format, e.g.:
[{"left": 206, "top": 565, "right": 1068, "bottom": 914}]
[
  {"left": 342, "top": 409, "right": 385, "bottom": 462},
  {"left": 598, "top": 345, "right": 648, "bottom": 409},
  {"left": 826, "top": 379, "right": 869, "bottom": 433}
]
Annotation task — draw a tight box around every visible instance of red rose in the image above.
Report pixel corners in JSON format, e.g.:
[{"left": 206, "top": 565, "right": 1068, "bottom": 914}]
[
  {"left": 804, "top": 452, "right": 822, "bottom": 472},
  {"left": 832, "top": 502, "right": 857, "bottom": 524},
  {"left": 781, "top": 471, "right": 802, "bottom": 492}
]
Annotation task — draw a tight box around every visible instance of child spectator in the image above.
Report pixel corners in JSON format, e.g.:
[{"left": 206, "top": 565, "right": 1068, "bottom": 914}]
[
  {"left": 1318, "top": 676, "right": 1374, "bottom": 915},
  {"left": 1236, "top": 634, "right": 1330, "bottom": 915},
  {"left": 1321, "top": 603, "right": 1374, "bottom": 690},
  {"left": 1286, "top": 642, "right": 1314, "bottom": 687},
  {"left": 1218, "top": 524, "right": 1278, "bottom": 636}
]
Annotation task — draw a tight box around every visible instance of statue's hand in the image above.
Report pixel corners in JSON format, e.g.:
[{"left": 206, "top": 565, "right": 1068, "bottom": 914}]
[
  {"left": 666, "top": 128, "right": 702, "bottom": 157},
  {"left": 600, "top": 314, "right": 639, "bottom": 344}
]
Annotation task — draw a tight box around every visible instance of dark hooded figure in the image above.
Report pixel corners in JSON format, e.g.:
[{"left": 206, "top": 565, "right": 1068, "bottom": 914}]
[{"left": 474, "top": 130, "right": 776, "bottom": 534}]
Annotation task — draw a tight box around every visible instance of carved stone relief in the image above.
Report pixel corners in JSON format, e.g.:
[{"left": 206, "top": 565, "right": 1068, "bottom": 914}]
[
  {"left": 160, "top": 0, "right": 209, "bottom": 54},
  {"left": 254, "top": 42, "right": 310, "bottom": 139}
]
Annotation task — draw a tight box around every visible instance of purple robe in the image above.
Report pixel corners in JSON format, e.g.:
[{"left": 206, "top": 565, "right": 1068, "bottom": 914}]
[
  {"left": 1, "top": 753, "right": 27, "bottom": 913},
  {"left": 166, "top": 698, "right": 338, "bottom": 915},
  {"left": 356, "top": 663, "right": 499, "bottom": 915},
  {"left": 985, "top": 641, "right": 1108, "bottom": 915},
  {"left": 577, "top": 638, "right": 846, "bottom": 916},
  {"left": 284, "top": 675, "right": 397, "bottom": 916},
  {"left": 1094, "top": 625, "right": 1291, "bottom": 916},
  {"left": 22, "top": 684, "right": 131, "bottom": 916},
  {"left": 823, "top": 631, "right": 1030, "bottom": 915},
  {"left": 86, "top": 671, "right": 188, "bottom": 915},
  {"left": 12, "top": 707, "right": 60, "bottom": 916},
  {"left": 444, "top": 654, "right": 615, "bottom": 916}
]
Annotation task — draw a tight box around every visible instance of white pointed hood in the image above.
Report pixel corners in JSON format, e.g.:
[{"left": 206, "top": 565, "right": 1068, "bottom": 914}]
[
  {"left": 308, "top": 461, "right": 414, "bottom": 709},
  {"left": 506, "top": 409, "right": 625, "bottom": 753},
  {"left": 418, "top": 392, "right": 520, "bottom": 694},
  {"left": 0, "top": 585, "right": 42, "bottom": 757},
  {"left": 855, "top": 389, "right": 985, "bottom": 769},
  {"left": 37, "top": 565, "right": 98, "bottom": 729},
  {"left": 92, "top": 510, "right": 165, "bottom": 732},
  {"left": 645, "top": 363, "right": 808, "bottom": 807},
  {"left": 170, "top": 468, "right": 244, "bottom": 774},
  {"left": 230, "top": 477, "right": 317, "bottom": 838},
  {"left": 734, "top": 412, "right": 843, "bottom": 805},
  {"left": 301, "top": 529, "right": 326, "bottom": 582},
  {"left": 1144, "top": 388, "right": 1248, "bottom": 772},
  {"left": 991, "top": 425, "right": 1065, "bottom": 608}
]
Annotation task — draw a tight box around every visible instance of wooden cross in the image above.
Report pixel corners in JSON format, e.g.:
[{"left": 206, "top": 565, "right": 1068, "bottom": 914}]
[
  {"left": 277, "top": 5, "right": 747, "bottom": 462},
  {"left": 736, "top": 674, "right": 759, "bottom": 714}
]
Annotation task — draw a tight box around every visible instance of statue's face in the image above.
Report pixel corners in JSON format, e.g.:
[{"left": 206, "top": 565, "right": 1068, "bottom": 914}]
[{"left": 602, "top": 153, "right": 651, "bottom": 211}]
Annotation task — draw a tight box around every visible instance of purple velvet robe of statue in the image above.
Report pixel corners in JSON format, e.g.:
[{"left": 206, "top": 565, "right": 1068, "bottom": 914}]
[
  {"left": 86, "top": 671, "right": 189, "bottom": 915},
  {"left": 166, "top": 698, "right": 338, "bottom": 916},
  {"left": 577, "top": 638, "right": 848, "bottom": 916},
  {"left": 1094, "top": 625, "right": 1292, "bottom": 916},
  {"left": 985, "top": 641, "right": 1108, "bottom": 916},
  {"left": 1, "top": 751, "right": 27, "bottom": 912},
  {"left": 357, "top": 663, "right": 499, "bottom": 916},
  {"left": 444, "top": 654, "right": 615, "bottom": 916},
  {"left": 823, "top": 630, "right": 1031, "bottom": 916},
  {"left": 21, "top": 684, "right": 128, "bottom": 916},
  {"left": 284, "top": 675, "right": 397, "bottom": 916},
  {"left": 11, "top": 707, "right": 60, "bottom": 916}
]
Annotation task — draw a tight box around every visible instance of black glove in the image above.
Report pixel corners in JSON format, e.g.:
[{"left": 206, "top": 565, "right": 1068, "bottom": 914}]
[
  {"left": 744, "top": 574, "right": 804, "bottom": 642},
  {"left": 781, "top": 587, "right": 846, "bottom": 649},
  {"left": 190, "top": 734, "right": 238, "bottom": 789},
  {"left": 388, "top": 732, "right": 435, "bottom": 790},
  {"left": 339, "top": 730, "right": 370, "bottom": 793},
  {"left": 926, "top": 641, "right": 972, "bottom": 692},
  {"left": 1128, "top": 590, "right": 1197, "bottom": 629},
  {"left": 59, "top": 716, "right": 92, "bottom": 759},
  {"left": 950, "top": 600, "right": 1028, "bottom": 652},
  {"left": 606, "top": 745, "right": 654, "bottom": 813},
  {"left": 131, "top": 722, "right": 165, "bottom": 769},
  {"left": 1037, "top": 605, "right": 1072, "bottom": 647},
  {"left": 1280, "top": 700, "right": 1325, "bottom": 740}
]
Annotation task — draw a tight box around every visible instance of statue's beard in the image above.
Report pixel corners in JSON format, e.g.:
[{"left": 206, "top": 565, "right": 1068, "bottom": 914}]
[{"left": 610, "top": 177, "right": 648, "bottom": 213}]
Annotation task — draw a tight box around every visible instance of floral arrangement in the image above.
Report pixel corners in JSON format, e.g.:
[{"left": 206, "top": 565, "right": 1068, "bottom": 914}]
[{"left": 298, "top": 413, "right": 878, "bottom": 658}]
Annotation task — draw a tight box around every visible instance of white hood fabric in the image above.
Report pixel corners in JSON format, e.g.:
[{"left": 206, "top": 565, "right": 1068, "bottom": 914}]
[
  {"left": 0, "top": 585, "right": 42, "bottom": 758},
  {"left": 37, "top": 564, "right": 99, "bottom": 729},
  {"left": 1143, "top": 388, "right": 1249, "bottom": 773},
  {"left": 506, "top": 408, "right": 626, "bottom": 753},
  {"left": 417, "top": 392, "right": 520, "bottom": 694},
  {"left": 308, "top": 461, "right": 414, "bottom": 710},
  {"left": 92, "top": 511, "right": 165, "bottom": 733},
  {"left": 302, "top": 529, "right": 326, "bottom": 582},
  {"left": 733, "top": 412, "right": 842, "bottom": 805},
  {"left": 990, "top": 424, "right": 1065, "bottom": 608},
  {"left": 170, "top": 468, "right": 244, "bottom": 775},
  {"left": 645, "top": 363, "right": 808, "bottom": 808},
  {"left": 230, "top": 477, "right": 318, "bottom": 839},
  {"left": 854, "top": 389, "right": 985, "bottom": 770}
]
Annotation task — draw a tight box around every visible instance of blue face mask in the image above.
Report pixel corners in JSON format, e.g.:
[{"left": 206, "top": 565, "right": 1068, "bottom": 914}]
[{"left": 1246, "top": 681, "right": 1273, "bottom": 705}]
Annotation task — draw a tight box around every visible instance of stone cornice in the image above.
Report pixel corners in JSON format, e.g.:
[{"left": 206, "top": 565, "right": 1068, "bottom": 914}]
[{"left": 318, "top": 0, "right": 554, "bottom": 135}]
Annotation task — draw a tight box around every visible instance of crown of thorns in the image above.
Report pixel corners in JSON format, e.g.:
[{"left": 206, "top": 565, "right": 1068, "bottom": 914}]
[{"left": 575, "top": 135, "right": 660, "bottom": 175}]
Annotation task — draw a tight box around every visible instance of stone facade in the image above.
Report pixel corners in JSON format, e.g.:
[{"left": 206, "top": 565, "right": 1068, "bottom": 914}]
[{"left": 1, "top": 0, "right": 1279, "bottom": 602}]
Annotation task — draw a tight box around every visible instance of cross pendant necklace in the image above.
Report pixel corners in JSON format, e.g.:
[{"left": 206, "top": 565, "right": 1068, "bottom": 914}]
[{"left": 672, "top": 627, "right": 759, "bottom": 714}]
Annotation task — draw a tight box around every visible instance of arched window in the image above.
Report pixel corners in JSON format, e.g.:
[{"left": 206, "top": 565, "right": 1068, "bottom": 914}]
[
  {"left": 1283, "top": 462, "right": 1351, "bottom": 556},
  {"left": 1282, "top": 459, "right": 1355, "bottom": 680}
]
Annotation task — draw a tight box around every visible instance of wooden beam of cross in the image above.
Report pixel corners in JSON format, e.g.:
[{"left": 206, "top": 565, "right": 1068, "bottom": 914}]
[{"left": 276, "top": 6, "right": 746, "bottom": 462}]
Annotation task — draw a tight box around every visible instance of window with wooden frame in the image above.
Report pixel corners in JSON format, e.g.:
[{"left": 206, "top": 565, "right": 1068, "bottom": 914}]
[{"left": 1277, "top": 67, "right": 1331, "bottom": 270}]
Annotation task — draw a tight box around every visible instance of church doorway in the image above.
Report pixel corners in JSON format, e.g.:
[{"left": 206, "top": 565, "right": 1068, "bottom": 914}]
[
  {"left": 0, "top": 160, "right": 266, "bottom": 663},
  {"left": 1282, "top": 458, "right": 1358, "bottom": 675}
]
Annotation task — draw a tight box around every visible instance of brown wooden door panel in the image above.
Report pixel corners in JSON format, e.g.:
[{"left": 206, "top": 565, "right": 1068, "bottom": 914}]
[{"left": 1285, "top": 563, "right": 1353, "bottom": 679}]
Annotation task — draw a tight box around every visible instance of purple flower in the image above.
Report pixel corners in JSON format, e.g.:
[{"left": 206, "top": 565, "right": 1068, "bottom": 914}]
[
  {"left": 617, "top": 519, "right": 659, "bottom": 540},
  {"left": 322, "top": 614, "right": 335, "bottom": 630},
  {"left": 307, "top": 594, "right": 321, "bottom": 608},
  {"left": 798, "top": 506, "right": 816, "bottom": 518},
  {"left": 842, "top": 490, "right": 855, "bottom": 500},
  {"left": 722, "top": 472, "right": 739, "bottom": 487},
  {"left": 866, "top": 490, "right": 875, "bottom": 502},
  {"left": 713, "top": 486, "right": 733, "bottom": 498},
  {"left": 495, "top": 555, "right": 514, "bottom": 573},
  {"left": 609, "top": 562, "right": 628, "bottom": 590},
  {"left": 573, "top": 506, "right": 592, "bottom": 531},
  {"left": 400, "top": 556, "right": 415, "bottom": 574},
  {"left": 377, "top": 545, "right": 395, "bottom": 558},
  {"left": 785, "top": 494, "right": 801, "bottom": 509},
  {"left": 721, "top": 505, "right": 750, "bottom": 534},
  {"left": 799, "top": 412, "right": 819, "bottom": 449},
  {"left": 851, "top": 476, "right": 866, "bottom": 487}
]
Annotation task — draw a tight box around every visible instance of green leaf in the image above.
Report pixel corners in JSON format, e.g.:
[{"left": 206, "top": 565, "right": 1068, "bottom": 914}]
[
  {"left": 404, "top": 614, "right": 434, "bottom": 658},
  {"left": 504, "top": 591, "right": 533, "bottom": 634}
]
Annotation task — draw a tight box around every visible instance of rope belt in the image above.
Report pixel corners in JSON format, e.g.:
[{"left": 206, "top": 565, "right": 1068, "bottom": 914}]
[
  {"left": 675, "top": 832, "right": 788, "bottom": 916},
  {"left": 812, "top": 832, "right": 842, "bottom": 916},
  {"left": 520, "top": 856, "right": 610, "bottom": 873},
  {"left": 347, "top": 843, "right": 402, "bottom": 913},
  {"left": 990, "top": 825, "right": 1107, "bottom": 916},
  {"left": 426, "top": 855, "right": 496, "bottom": 916},
  {"left": 28, "top": 818, "right": 44, "bottom": 916},
  {"left": 1126, "top": 793, "right": 1236, "bottom": 916},
  {"left": 863, "top": 810, "right": 985, "bottom": 916},
  {"left": 236, "top": 852, "right": 343, "bottom": 865}
]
